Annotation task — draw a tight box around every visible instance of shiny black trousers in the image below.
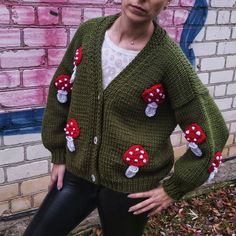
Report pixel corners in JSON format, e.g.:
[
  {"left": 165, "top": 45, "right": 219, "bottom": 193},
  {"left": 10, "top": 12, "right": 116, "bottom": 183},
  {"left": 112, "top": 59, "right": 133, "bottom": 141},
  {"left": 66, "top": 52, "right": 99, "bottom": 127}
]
[{"left": 23, "top": 168, "right": 150, "bottom": 236}]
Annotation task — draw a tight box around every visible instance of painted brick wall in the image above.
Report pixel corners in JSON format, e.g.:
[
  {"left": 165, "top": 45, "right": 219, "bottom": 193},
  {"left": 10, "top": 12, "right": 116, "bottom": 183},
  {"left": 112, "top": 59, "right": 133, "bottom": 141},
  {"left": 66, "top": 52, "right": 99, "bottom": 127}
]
[{"left": 0, "top": 0, "right": 235, "bottom": 217}]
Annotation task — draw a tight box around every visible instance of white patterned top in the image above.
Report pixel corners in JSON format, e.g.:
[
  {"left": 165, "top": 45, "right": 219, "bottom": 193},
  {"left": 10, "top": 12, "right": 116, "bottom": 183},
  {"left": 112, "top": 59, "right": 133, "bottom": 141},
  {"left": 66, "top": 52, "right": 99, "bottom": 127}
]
[{"left": 101, "top": 30, "right": 140, "bottom": 90}]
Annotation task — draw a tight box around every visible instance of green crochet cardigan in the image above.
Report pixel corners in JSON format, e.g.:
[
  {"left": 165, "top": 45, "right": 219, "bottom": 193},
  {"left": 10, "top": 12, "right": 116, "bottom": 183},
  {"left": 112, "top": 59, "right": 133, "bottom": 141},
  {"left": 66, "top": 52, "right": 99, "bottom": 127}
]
[{"left": 41, "top": 12, "right": 229, "bottom": 200}]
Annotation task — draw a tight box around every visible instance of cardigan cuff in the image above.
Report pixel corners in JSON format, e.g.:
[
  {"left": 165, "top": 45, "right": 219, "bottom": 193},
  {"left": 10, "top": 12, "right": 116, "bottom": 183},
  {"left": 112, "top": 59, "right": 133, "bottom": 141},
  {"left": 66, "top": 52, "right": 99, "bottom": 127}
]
[
  {"left": 162, "top": 176, "right": 185, "bottom": 201},
  {"left": 51, "top": 149, "right": 66, "bottom": 164}
]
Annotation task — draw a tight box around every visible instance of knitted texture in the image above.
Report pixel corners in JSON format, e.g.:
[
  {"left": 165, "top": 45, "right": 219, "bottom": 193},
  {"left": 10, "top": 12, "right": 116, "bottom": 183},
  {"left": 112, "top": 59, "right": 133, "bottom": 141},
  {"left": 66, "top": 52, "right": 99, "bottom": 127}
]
[{"left": 41, "top": 12, "right": 229, "bottom": 200}]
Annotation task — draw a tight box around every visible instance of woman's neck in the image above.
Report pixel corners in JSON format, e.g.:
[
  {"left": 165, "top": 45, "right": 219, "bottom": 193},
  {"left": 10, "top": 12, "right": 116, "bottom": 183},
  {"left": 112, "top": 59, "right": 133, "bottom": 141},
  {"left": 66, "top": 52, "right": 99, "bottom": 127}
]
[{"left": 107, "top": 13, "right": 154, "bottom": 51}]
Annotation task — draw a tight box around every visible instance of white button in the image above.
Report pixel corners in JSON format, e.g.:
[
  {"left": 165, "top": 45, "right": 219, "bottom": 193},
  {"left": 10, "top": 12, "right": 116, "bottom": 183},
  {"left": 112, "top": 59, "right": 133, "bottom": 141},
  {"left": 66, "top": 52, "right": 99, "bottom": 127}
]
[
  {"left": 93, "top": 136, "right": 98, "bottom": 144},
  {"left": 91, "top": 174, "right": 96, "bottom": 182}
]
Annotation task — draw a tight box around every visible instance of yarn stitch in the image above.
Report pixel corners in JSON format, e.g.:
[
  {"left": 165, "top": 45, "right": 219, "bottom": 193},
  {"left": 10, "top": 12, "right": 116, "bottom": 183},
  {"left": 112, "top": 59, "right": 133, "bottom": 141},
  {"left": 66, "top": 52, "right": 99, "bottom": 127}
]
[{"left": 41, "top": 13, "right": 229, "bottom": 200}]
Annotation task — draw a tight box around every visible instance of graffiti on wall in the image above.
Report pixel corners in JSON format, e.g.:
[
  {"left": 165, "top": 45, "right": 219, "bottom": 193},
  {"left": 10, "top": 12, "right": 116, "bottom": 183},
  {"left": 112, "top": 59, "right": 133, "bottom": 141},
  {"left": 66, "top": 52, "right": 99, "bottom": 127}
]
[{"left": 0, "top": 0, "right": 208, "bottom": 136}]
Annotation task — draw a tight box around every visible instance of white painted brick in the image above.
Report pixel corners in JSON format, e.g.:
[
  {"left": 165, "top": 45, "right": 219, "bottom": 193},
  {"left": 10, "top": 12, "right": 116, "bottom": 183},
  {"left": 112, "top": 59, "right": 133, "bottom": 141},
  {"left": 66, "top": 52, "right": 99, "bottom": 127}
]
[
  {"left": 7, "top": 160, "right": 48, "bottom": 181},
  {"left": 0, "top": 201, "right": 9, "bottom": 216},
  {"left": 198, "top": 73, "right": 209, "bottom": 85},
  {"left": 0, "top": 147, "right": 24, "bottom": 165},
  {"left": 0, "top": 183, "right": 18, "bottom": 201},
  {"left": 205, "top": 10, "right": 217, "bottom": 25},
  {"left": 11, "top": 196, "right": 31, "bottom": 212},
  {"left": 195, "top": 58, "right": 200, "bottom": 72},
  {"left": 214, "top": 84, "right": 226, "bottom": 96},
  {"left": 194, "top": 27, "right": 205, "bottom": 42},
  {"left": 217, "top": 11, "right": 230, "bottom": 24},
  {"left": 201, "top": 57, "right": 225, "bottom": 71},
  {"left": 218, "top": 41, "right": 236, "bottom": 55},
  {"left": 211, "top": 0, "right": 236, "bottom": 7},
  {"left": 222, "top": 109, "right": 236, "bottom": 122},
  {"left": 206, "top": 26, "right": 231, "bottom": 40},
  {"left": 232, "top": 27, "right": 236, "bottom": 39},
  {"left": 26, "top": 144, "right": 51, "bottom": 160},
  {"left": 227, "top": 83, "right": 236, "bottom": 95},
  {"left": 0, "top": 168, "right": 4, "bottom": 183},
  {"left": 191, "top": 42, "right": 216, "bottom": 56},
  {"left": 231, "top": 11, "right": 236, "bottom": 23},
  {"left": 210, "top": 70, "right": 234, "bottom": 83},
  {"left": 215, "top": 98, "right": 233, "bottom": 110},
  {"left": 230, "top": 122, "right": 236, "bottom": 133},
  {"left": 4, "top": 133, "right": 41, "bottom": 145},
  {"left": 233, "top": 97, "right": 236, "bottom": 108},
  {"left": 226, "top": 55, "right": 236, "bottom": 68},
  {"left": 207, "top": 86, "right": 214, "bottom": 97}
]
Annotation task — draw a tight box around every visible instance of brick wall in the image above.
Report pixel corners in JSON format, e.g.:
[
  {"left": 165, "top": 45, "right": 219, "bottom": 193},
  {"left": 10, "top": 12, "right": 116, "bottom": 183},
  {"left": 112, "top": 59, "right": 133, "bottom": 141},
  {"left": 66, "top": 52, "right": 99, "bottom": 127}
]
[{"left": 0, "top": 0, "right": 235, "bottom": 217}]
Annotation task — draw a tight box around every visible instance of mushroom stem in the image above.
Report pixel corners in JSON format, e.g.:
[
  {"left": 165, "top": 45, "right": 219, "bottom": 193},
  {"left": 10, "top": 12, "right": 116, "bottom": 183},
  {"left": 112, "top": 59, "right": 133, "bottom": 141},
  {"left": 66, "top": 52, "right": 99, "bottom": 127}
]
[
  {"left": 57, "top": 90, "right": 68, "bottom": 103},
  {"left": 125, "top": 165, "right": 139, "bottom": 178},
  {"left": 188, "top": 142, "right": 202, "bottom": 157},
  {"left": 207, "top": 169, "right": 218, "bottom": 183},
  {"left": 70, "top": 65, "right": 77, "bottom": 83},
  {"left": 207, "top": 172, "right": 215, "bottom": 183},
  {"left": 145, "top": 102, "right": 158, "bottom": 117},
  {"left": 66, "top": 136, "right": 75, "bottom": 152}
]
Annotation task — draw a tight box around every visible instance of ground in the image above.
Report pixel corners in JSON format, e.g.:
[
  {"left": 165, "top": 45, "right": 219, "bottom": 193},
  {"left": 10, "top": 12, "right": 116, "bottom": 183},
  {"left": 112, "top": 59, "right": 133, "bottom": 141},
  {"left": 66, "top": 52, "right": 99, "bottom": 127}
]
[{"left": 0, "top": 180, "right": 235, "bottom": 236}]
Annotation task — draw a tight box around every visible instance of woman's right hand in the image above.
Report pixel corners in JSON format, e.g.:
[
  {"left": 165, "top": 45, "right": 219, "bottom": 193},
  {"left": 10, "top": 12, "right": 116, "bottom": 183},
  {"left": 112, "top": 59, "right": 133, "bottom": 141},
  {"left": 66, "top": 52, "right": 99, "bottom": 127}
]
[{"left": 48, "top": 164, "right": 66, "bottom": 192}]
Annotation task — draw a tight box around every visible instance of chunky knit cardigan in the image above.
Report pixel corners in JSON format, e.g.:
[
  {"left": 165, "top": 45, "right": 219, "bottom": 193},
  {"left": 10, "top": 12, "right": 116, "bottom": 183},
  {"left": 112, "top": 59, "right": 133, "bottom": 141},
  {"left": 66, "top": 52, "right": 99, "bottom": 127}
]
[{"left": 41, "top": 12, "right": 229, "bottom": 200}]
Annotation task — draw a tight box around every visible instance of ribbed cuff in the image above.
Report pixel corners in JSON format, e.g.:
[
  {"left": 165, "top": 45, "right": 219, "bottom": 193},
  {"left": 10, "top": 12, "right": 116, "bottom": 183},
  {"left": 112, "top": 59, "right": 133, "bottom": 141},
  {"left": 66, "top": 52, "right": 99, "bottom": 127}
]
[
  {"left": 162, "top": 176, "right": 185, "bottom": 201},
  {"left": 51, "top": 149, "right": 66, "bottom": 164}
]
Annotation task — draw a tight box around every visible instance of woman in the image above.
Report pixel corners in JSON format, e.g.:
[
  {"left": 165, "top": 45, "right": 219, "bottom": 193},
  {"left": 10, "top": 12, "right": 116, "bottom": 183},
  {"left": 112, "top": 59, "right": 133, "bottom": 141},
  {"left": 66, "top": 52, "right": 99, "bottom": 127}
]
[{"left": 23, "top": 0, "right": 229, "bottom": 235}]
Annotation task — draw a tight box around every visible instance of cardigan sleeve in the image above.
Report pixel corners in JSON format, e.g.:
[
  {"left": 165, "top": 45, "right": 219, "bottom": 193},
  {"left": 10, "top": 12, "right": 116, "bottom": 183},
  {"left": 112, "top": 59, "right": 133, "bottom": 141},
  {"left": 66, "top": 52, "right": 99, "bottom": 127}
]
[
  {"left": 41, "top": 22, "right": 86, "bottom": 164},
  {"left": 161, "top": 44, "right": 229, "bottom": 200}
]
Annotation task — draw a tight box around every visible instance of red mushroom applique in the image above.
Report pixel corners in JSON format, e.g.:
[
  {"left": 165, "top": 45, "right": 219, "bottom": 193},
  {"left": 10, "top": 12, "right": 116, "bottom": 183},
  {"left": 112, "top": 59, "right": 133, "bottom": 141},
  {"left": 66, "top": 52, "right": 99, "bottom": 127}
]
[
  {"left": 122, "top": 145, "right": 149, "bottom": 178},
  {"left": 184, "top": 123, "right": 206, "bottom": 157},
  {"left": 70, "top": 47, "right": 83, "bottom": 83},
  {"left": 64, "top": 118, "right": 80, "bottom": 152},
  {"left": 54, "top": 75, "right": 72, "bottom": 103},
  {"left": 141, "top": 83, "right": 166, "bottom": 117},
  {"left": 207, "top": 151, "right": 222, "bottom": 182}
]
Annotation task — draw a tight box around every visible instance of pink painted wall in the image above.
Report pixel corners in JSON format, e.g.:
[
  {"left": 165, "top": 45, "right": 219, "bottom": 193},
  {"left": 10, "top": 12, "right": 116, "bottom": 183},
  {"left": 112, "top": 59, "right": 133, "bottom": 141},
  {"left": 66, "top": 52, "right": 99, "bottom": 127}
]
[{"left": 0, "top": 0, "right": 195, "bottom": 112}]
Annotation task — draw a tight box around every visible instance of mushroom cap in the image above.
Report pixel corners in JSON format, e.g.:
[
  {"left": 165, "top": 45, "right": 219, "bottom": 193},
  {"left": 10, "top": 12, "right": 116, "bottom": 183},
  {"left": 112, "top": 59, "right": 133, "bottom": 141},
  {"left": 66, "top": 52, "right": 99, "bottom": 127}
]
[
  {"left": 184, "top": 123, "right": 206, "bottom": 144},
  {"left": 141, "top": 83, "right": 165, "bottom": 105},
  {"left": 122, "top": 144, "right": 149, "bottom": 167},
  {"left": 212, "top": 151, "right": 222, "bottom": 167},
  {"left": 74, "top": 47, "right": 83, "bottom": 66},
  {"left": 208, "top": 151, "right": 222, "bottom": 173},
  {"left": 64, "top": 118, "right": 80, "bottom": 139},
  {"left": 54, "top": 75, "right": 72, "bottom": 93}
]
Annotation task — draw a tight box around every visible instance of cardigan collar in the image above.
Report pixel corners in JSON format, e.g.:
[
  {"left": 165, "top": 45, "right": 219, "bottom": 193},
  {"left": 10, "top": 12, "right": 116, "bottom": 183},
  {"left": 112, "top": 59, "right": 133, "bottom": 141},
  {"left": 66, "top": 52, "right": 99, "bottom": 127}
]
[{"left": 90, "top": 12, "right": 167, "bottom": 98}]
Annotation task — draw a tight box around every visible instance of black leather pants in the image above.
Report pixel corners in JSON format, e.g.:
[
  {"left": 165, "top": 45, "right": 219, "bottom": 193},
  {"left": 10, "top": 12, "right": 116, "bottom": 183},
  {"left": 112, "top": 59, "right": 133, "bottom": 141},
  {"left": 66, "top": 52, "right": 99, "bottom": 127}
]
[{"left": 23, "top": 168, "right": 150, "bottom": 236}]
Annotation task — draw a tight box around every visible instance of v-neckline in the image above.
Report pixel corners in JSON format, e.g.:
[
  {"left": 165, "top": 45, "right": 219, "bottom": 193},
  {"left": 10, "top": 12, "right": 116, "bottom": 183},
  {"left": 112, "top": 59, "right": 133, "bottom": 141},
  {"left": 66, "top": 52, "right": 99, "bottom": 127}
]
[{"left": 91, "top": 12, "right": 167, "bottom": 99}]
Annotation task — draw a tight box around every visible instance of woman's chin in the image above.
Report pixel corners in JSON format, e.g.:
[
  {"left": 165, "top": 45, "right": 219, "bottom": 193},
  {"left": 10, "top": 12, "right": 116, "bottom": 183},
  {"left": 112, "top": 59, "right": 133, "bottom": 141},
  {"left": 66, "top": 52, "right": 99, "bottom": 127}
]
[{"left": 123, "top": 10, "right": 150, "bottom": 24}]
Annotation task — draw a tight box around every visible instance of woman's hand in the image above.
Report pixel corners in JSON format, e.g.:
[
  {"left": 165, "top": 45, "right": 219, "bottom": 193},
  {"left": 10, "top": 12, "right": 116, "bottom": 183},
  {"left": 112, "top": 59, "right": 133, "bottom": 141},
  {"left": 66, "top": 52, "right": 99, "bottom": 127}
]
[
  {"left": 127, "top": 185, "right": 174, "bottom": 216},
  {"left": 48, "top": 164, "right": 66, "bottom": 192}
]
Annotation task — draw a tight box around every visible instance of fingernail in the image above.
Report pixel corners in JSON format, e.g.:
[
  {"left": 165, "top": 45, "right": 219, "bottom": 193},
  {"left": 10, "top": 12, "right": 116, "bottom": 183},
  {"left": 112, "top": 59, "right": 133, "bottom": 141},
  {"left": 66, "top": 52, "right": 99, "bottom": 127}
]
[
  {"left": 128, "top": 208, "right": 132, "bottom": 212},
  {"left": 57, "top": 187, "right": 61, "bottom": 190}
]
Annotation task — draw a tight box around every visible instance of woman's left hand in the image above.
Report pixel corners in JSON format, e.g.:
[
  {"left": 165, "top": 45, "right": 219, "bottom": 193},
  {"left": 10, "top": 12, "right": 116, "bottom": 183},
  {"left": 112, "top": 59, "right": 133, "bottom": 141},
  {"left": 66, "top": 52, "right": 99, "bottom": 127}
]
[{"left": 127, "top": 185, "right": 174, "bottom": 216}]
